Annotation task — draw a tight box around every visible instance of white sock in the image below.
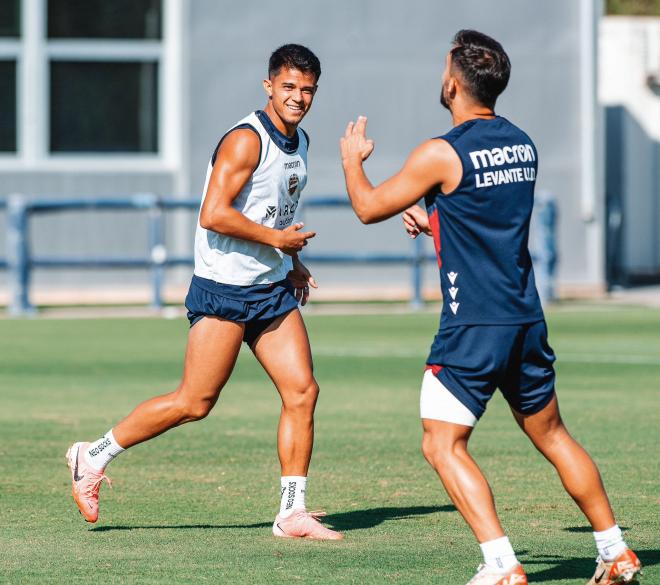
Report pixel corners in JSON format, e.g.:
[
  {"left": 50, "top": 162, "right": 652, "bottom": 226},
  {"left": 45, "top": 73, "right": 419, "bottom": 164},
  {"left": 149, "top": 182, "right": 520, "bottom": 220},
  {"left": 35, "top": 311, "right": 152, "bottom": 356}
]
[
  {"left": 594, "top": 524, "right": 627, "bottom": 562},
  {"left": 279, "top": 476, "right": 307, "bottom": 518},
  {"left": 480, "top": 536, "right": 519, "bottom": 571},
  {"left": 84, "top": 429, "right": 125, "bottom": 471}
]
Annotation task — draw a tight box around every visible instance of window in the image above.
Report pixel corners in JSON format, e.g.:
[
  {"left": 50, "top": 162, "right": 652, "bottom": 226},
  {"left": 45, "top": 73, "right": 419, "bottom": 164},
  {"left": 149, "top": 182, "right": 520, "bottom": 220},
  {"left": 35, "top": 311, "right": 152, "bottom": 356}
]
[
  {"left": 0, "top": 0, "right": 19, "bottom": 153},
  {"left": 0, "top": 0, "right": 20, "bottom": 37},
  {"left": 0, "top": 61, "right": 17, "bottom": 152},
  {"left": 48, "top": 0, "right": 161, "bottom": 39},
  {"left": 0, "top": 0, "right": 181, "bottom": 165},
  {"left": 47, "top": 0, "right": 162, "bottom": 154},
  {"left": 50, "top": 61, "right": 158, "bottom": 152}
]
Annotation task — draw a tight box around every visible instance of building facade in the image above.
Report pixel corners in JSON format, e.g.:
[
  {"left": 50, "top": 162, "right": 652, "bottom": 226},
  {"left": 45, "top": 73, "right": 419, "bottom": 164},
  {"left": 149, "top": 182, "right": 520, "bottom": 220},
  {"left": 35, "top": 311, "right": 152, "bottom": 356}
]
[
  {"left": 600, "top": 15, "right": 660, "bottom": 286},
  {"left": 0, "top": 0, "right": 607, "bottom": 305}
]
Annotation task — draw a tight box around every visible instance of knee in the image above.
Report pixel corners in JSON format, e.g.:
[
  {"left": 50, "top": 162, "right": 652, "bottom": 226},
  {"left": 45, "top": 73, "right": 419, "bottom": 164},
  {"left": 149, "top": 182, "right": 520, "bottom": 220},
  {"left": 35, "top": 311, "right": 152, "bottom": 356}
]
[
  {"left": 174, "top": 392, "right": 215, "bottom": 422},
  {"left": 525, "top": 419, "right": 568, "bottom": 453},
  {"left": 421, "top": 432, "right": 457, "bottom": 469},
  {"left": 283, "top": 379, "right": 319, "bottom": 412},
  {"left": 421, "top": 434, "right": 435, "bottom": 465}
]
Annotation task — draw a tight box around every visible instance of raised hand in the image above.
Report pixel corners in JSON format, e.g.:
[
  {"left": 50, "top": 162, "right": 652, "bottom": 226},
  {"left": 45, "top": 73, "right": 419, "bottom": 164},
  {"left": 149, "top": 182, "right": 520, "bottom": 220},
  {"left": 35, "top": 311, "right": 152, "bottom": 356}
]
[
  {"left": 278, "top": 222, "right": 316, "bottom": 256},
  {"left": 340, "top": 116, "right": 375, "bottom": 164},
  {"left": 402, "top": 205, "right": 432, "bottom": 238}
]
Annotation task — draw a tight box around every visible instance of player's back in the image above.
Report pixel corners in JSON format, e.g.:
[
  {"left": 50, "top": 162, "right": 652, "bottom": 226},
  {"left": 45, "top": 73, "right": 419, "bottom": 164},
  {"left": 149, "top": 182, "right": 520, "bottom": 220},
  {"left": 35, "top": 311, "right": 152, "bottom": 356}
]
[{"left": 425, "top": 116, "right": 543, "bottom": 328}]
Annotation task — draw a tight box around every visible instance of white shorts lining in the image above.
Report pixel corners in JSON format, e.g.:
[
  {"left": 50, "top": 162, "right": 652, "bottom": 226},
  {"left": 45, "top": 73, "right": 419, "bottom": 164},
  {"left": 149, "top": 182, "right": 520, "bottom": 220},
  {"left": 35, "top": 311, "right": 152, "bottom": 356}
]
[{"left": 420, "top": 369, "right": 477, "bottom": 427}]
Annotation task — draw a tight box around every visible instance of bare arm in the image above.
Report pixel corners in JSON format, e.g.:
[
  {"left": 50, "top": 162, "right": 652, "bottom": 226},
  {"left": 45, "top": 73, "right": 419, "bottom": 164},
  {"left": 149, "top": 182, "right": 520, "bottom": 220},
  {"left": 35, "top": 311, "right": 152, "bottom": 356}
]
[
  {"left": 199, "top": 129, "right": 315, "bottom": 255},
  {"left": 339, "top": 116, "right": 456, "bottom": 224}
]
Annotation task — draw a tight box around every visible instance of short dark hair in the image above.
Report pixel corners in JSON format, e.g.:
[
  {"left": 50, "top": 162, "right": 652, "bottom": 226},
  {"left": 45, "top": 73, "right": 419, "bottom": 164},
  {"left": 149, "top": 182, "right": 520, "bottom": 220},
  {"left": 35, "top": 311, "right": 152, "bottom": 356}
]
[
  {"left": 450, "top": 30, "right": 510, "bottom": 109},
  {"left": 268, "top": 44, "right": 321, "bottom": 82}
]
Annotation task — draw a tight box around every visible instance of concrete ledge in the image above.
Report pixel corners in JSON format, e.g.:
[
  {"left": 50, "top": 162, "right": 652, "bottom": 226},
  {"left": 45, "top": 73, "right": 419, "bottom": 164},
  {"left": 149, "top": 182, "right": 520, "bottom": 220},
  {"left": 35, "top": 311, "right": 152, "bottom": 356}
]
[{"left": 3, "top": 282, "right": 656, "bottom": 310}]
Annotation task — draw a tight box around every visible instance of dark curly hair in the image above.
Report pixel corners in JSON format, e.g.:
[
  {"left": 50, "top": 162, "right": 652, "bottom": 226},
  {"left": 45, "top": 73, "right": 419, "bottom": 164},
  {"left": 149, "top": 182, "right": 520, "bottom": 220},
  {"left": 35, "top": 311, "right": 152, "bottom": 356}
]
[
  {"left": 268, "top": 44, "right": 321, "bottom": 82},
  {"left": 450, "top": 30, "right": 510, "bottom": 109}
]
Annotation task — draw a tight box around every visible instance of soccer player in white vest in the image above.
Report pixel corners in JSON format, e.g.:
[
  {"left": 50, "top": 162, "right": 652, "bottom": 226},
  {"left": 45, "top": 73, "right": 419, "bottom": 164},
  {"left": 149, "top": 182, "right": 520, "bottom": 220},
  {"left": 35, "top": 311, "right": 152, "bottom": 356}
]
[{"left": 66, "top": 44, "right": 342, "bottom": 540}]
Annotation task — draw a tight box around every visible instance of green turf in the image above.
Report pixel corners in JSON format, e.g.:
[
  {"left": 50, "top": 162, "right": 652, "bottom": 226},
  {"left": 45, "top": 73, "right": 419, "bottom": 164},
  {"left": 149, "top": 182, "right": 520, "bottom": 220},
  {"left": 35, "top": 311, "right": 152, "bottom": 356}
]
[{"left": 0, "top": 307, "right": 658, "bottom": 584}]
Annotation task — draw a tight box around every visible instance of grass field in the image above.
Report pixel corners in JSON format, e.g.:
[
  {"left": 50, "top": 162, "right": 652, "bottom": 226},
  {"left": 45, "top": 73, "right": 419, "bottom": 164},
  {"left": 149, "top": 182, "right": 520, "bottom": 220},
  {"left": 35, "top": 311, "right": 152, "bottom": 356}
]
[{"left": 1, "top": 306, "right": 658, "bottom": 584}]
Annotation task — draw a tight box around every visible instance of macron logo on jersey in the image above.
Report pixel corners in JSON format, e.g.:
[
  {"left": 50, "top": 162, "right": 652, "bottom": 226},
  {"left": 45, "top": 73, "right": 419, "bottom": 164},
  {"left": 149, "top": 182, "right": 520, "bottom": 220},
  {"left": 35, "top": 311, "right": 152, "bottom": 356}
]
[
  {"left": 469, "top": 144, "right": 535, "bottom": 169},
  {"left": 446, "top": 272, "right": 460, "bottom": 315},
  {"left": 263, "top": 206, "right": 277, "bottom": 220},
  {"left": 469, "top": 144, "right": 536, "bottom": 189}
]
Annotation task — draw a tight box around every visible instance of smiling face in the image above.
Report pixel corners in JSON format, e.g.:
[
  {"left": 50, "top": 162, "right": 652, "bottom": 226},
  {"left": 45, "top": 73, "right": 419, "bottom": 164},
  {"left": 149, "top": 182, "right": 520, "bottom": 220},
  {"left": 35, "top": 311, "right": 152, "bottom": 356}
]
[{"left": 263, "top": 67, "right": 318, "bottom": 135}]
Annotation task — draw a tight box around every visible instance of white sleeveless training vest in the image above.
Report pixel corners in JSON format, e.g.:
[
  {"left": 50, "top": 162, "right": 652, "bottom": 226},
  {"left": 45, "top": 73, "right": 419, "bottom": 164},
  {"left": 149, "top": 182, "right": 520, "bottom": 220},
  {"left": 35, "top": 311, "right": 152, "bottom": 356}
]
[{"left": 193, "top": 111, "right": 308, "bottom": 285}]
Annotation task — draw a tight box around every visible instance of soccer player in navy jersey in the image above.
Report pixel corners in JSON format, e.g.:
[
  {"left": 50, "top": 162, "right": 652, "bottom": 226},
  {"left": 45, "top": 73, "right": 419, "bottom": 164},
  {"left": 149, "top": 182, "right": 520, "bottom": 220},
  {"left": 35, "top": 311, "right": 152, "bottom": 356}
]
[{"left": 340, "top": 30, "right": 641, "bottom": 585}]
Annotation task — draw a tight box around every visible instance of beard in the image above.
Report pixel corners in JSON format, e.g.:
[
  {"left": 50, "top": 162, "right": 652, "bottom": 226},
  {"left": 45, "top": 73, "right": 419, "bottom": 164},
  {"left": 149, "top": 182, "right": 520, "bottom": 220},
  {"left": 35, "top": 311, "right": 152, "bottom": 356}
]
[
  {"left": 440, "top": 81, "right": 451, "bottom": 111},
  {"left": 440, "top": 85, "right": 451, "bottom": 112}
]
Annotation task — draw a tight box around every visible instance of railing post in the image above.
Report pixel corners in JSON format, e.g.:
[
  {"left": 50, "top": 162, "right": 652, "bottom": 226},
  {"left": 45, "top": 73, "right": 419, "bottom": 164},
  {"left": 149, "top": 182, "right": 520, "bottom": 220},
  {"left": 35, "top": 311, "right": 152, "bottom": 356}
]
[
  {"left": 530, "top": 189, "right": 557, "bottom": 304},
  {"left": 410, "top": 235, "right": 424, "bottom": 310},
  {"left": 147, "top": 197, "right": 166, "bottom": 310},
  {"left": 7, "top": 194, "right": 34, "bottom": 316}
]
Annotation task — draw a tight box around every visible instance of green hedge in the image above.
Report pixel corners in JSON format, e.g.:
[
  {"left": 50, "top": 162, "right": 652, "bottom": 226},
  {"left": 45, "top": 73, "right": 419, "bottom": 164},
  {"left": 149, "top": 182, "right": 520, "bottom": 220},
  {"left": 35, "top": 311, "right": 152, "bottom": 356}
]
[{"left": 607, "top": 0, "right": 660, "bottom": 15}]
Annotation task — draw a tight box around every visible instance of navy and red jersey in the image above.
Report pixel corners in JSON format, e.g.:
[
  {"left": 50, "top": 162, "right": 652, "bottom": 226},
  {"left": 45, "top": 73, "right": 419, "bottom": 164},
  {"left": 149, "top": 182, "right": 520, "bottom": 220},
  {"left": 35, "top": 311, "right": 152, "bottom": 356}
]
[{"left": 425, "top": 116, "right": 544, "bottom": 329}]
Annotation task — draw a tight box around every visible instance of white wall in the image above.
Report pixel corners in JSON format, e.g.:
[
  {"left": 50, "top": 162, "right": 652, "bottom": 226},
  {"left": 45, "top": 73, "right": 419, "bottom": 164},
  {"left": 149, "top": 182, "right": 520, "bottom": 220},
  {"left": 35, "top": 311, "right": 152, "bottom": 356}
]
[{"left": 600, "top": 16, "right": 660, "bottom": 280}]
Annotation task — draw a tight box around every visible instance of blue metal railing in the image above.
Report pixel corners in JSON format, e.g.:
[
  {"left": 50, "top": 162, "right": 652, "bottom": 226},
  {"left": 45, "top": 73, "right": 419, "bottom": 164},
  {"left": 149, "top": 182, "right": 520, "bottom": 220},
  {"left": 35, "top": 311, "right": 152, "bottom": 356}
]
[{"left": 0, "top": 194, "right": 436, "bottom": 315}]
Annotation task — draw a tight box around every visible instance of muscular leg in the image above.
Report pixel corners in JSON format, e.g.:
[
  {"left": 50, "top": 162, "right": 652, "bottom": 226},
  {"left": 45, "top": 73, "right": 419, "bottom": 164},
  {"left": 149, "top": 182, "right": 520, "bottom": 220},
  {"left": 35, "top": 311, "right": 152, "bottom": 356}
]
[
  {"left": 511, "top": 395, "right": 616, "bottom": 531},
  {"left": 422, "top": 419, "right": 506, "bottom": 543},
  {"left": 251, "top": 309, "right": 318, "bottom": 476},
  {"left": 112, "top": 316, "right": 245, "bottom": 448}
]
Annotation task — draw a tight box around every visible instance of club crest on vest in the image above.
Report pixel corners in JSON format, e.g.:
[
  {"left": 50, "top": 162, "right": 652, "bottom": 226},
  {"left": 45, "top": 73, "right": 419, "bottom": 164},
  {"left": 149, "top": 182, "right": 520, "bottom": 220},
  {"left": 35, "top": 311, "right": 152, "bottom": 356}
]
[{"left": 288, "top": 173, "right": 299, "bottom": 195}]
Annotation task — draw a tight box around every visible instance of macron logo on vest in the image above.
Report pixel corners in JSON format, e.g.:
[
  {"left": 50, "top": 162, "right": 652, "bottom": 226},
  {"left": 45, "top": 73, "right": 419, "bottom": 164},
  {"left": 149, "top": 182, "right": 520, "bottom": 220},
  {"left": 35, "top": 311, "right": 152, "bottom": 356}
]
[
  {"left": 469, "top": 144, "right": 536, "bottom": 169},
  {"left": 469, "top": 144, "right": 537, "bottom": 189}
]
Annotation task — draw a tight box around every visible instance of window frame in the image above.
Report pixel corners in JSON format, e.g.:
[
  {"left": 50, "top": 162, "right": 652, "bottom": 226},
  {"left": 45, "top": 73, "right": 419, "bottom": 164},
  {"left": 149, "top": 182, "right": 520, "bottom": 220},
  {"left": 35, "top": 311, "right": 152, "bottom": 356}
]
[{"left": 0, "top": 0, "right": 184, "bottom": 172}]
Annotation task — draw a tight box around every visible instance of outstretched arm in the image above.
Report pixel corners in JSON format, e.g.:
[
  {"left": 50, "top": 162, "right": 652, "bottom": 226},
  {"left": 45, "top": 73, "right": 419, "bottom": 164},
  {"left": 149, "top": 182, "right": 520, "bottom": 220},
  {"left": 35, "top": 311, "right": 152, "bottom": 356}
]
[
  {"left": 339, "top": 116, "right": 454, "bottom": 224},
  {"left": 200, "top": 129, "right": 315, "bottom": 256}
]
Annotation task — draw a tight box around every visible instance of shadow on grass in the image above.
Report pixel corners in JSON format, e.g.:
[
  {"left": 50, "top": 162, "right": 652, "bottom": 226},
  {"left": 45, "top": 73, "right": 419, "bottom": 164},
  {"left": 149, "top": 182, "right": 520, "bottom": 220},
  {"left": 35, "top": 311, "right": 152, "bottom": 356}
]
[
  {"left": 523, "top": 549, "right": 658, "bottom": 583},
  {"left": 327, "top": 505, "right": 456, "bottom": 531},
  {"left": 562, "top": 525, "right": 629, "bottom": 533},
  {"left": 90, "top": 505, "right": 455, "bottom": 533},
  {"left": 91, "top": 522, "right": 271, "bottom": 532}
]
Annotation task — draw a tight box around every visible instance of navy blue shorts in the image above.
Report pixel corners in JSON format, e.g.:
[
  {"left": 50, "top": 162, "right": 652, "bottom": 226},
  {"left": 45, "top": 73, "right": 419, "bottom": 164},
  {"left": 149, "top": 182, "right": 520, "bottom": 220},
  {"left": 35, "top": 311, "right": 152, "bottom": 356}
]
[
  {"left": 184, "top": 275, "right": 299, "bottom": 347},
  {"left": 426, "top": 320, "right": 556, "bottom": 419}
]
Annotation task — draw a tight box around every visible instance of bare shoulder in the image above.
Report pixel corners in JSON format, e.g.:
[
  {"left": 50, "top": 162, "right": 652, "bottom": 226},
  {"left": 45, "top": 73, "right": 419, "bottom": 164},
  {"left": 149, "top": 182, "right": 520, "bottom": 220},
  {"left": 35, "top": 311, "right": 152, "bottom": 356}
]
[
  {"left": 215, "top": 128, "right": 261, "bottom": 170},
  {"left": 413, "top": 139, "right": 460, "bottom": 164},
  {"left": 403, "top": 139, "right": 460, "bottom": 176}
]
